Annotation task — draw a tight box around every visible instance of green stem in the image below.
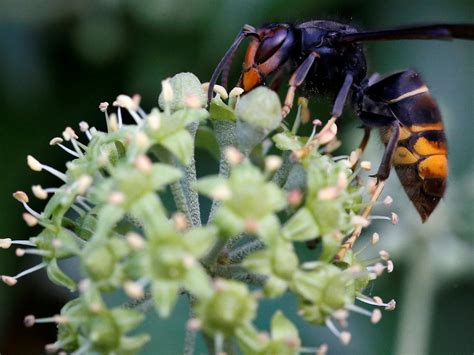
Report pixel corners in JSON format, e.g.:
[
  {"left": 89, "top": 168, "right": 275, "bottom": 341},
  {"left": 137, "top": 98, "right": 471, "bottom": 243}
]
[
  {"left": 207, "top": 120, "right": 236, "bottom": 224},
  {"left": 271, "top": 151, "right": 293, "bottom": 187},
  {"left": 395, "top": 237, "right": 435, "bottom": 355},
  {"left": 224, "top": 338, "right": 238, "bottom": 355},
  {"left": 182, "top": 122, "right": 201, "bottom": 227},
  {"left": 202, "top": 237, "right": 228, "bottom": 268},
  {"left": 183, "top": 296, "right": 197, "bottom": 355},
  {"left": 228, "top": 239, "right": 265, "bottom": 264},
  {"left": 122, "top": 292, "right": 154, "bottom": 313},
  {"left": 151, "top": 146, "right": 192, "bottom": 221},
  {"left": 170, "top": 179, "right": 192, "bottom": 221},
  {"left": 203, "top": 121, "right": 237, "bottom": 268},
  {"left": 214, "top": 265, "right": 266, "bottom": 286},
  {"left": 291, "top": 103, "right": 303, "bottom": 134},
  {"left": 151, "top": 140, "right": 200, "bottom": 227},
  {"left": 222, "top": 233, "right": 244, "bottom": 253},
  {"left": 203, "top": 334, "right": 215, "bottom": 354}
]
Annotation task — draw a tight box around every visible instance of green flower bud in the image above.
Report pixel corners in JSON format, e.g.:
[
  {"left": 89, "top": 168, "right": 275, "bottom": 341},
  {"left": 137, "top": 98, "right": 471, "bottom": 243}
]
[
  {"left": 354, "top": 271, "right": 370, "bottom": 293},
  {"left": 319, "top": 233, "right": 342, "bottom": 262},
  {"left": 57, "top": 300, "right": 82, "bottom": 351},
  {"left": 152, "top": 280, "right": 179, "bottom": 318},
  {"left": 235, "top": 87, "right": 282, "bottom": 154},
  {"left": 111, "top": 308, "right": 145, "bottom": 333},
  {"left": 281, "top": 207, "right": 320, "bottom": 242},
  {"left": 267, "top": 310, "right": 300, "bottom": 354},
  {"left": 195, "top": 280, "right": 257, "bottom": 336},
  {"left": 336, "top": 250, "right": 371, "bottom": 292},
  {"left": 236, "top": 312, "right": 300, "bottom": 355},
  {"left": 31, "top": 228, "right": 79, "bottom": 259},
  {"left": 308, "top": 199, "right": 349, "bottom": 236},
  {"left": 236, "top": 87, "right": 282, "bottom": 130},
  {"left": 210, "top": 95, "right": 236, "bottom": 121},
  {"left": 212, "top": 207, "right": 245, "bottom": 238},
  {"left": 88, "top": 313, "right": 121, "bottom": 352},
  {"left": 292, "top": 264, "right": 355, "bottom": 324},
  {"left": 273, "top": 131, "right": 306, "bottom": 152},
  {"left": 263, "top": 276, "right": 288, "bottom": 298},
  {"left": 196, "top": 162, "right": 286, "bottom": 239},
  {"left": 226, "top": 162, "right": 286, "bottom": 219},
  {"left": 57, "top": 323, "right": 79, "bottom": 352},
  {"left": 82, "top": 243, "right": 116, "bottom": 281},
  {"left": 149, "top": 240, "right": 190, "bottom": 281},
  {"left": 242, "top": 239, "right": 296, "bottom": 298},
  {"left": 159, "top": 72, "right": 206, "bottom": 112},
  {"left": 271, "top": 242, "right": 298, "bottom": 281}
]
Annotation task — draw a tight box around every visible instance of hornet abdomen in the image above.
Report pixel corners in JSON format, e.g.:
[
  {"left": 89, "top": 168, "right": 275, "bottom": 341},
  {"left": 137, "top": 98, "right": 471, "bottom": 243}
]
[{"left": 374, "top": 70, "right": 448, "bottom": 221}]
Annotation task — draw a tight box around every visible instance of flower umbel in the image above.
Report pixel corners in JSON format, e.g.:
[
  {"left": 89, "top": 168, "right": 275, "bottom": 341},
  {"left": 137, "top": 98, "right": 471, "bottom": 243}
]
[{"left": 1, "top": 72, "right": 398, "bottom": 354}]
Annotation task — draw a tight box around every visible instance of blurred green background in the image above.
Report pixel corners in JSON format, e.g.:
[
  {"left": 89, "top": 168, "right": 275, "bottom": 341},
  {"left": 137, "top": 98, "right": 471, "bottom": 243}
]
[{"left": 0, "top": 0, "right": 472, "bottom": 354}]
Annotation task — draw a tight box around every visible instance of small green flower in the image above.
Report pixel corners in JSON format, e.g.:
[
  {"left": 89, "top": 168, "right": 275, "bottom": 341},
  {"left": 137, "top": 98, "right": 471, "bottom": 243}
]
[
  {"left": 209, "top": 95, "right": 237, "bottom": 121},
  {"left": 195, "top": 160, "right": 286, "bottom": 241},
  {"left": 145, "top": 222, "right": 217, "bottom": 317},
  {"left": 81, "top": 237, "right": 130, "bottom": 290},
  {"left": 243, "top": 239, "right": 298, "bottom": 297},
  {"left": 291, "top": 262, "right": 355, "bottom": 325},
  {"left": 195, "top": 279, "right": 257, "bottom": 336},
  {"left": 272, "top": 130, "right": 307, "bottom": 152},
  {"left": 54, "top": 291, "right": 149, "bottom": 354},
  {"left": 146, "top": 108, "right": 208, "bottom": 164},
  {"left": 236, "top": 311, "right": 301, "bottom": 355}
]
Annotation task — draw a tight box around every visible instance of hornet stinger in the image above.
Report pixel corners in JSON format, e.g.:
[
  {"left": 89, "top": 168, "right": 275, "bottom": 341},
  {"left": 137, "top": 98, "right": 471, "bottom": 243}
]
[{"left": 208, "top": 21, "right": 474, "bottom": 223}]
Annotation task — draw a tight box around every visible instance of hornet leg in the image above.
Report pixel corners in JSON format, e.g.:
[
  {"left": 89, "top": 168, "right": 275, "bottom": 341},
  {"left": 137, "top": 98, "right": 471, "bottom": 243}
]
[
  {"left": 331, "top": 72, "right": 354, "bottom": 118},
  {"left": 335, "top": 121, "right": 400, "bottom": 261},
  {"left": 281, "top": 52, "right": 319, "bottom": 118},
  {"left": 375, "top": 121, "right": 400, "bottom": 181},
  {"left": 351, "top": 127, "right": 371, "bottom": 169},
  {"left": 294, "top": 73, "right": 354, "bottom": 158},
  {"left": 312, "top": 72, "right": 354, "bottom": 140}
]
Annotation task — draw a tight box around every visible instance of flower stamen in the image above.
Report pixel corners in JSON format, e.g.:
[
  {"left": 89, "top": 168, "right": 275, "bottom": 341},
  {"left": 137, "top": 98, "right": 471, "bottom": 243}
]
[
  {"left": 0, "top": 238, "right": 35, "bottom": 249},
  {"left": 49, "top": 137, "right": 80, "bottom": 157},
  {"left": 113, "top": 94, "right": 143, "bottom": 124},
  {"left": 31, "top": 185, "right": 48, "bottom": 200},
  {"left": 79, "top": 121, "right": 93, "bottom": 140},
  {"left": 22, "top": 213, "right": 38, "bottom": 227},
  {"left": 117, "top": 108, "right": 123, "bottom": 128},
  {"left": 2, "top": 261, "right": 47, "bottom": 286},
  {"left": 325, "top": 318, "right": 351, "bottom": 345},
  {"left": 13, "top": 191, "right": 41, "bottom": 219},
  {"left": 27, "top": 155, "right": 67, "bottom": 181},
  {"left": 356, "top": 294, "right": 397, "bottom": 310},
  {"left": 16, "top": 248, "right": 51, "bottom": 257},
  {"left": 24, "top": 314, "right": 68, "bottom": 327},
  {"left": 62, "top": 127, "right": 86, "bottom": 157}
]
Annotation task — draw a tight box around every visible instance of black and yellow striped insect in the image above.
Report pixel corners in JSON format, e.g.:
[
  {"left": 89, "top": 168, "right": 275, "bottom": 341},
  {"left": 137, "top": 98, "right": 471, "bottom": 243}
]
[
  {"left": 356, "top": 69, "right": 447, "bottom": 221},
  {"left": 209, "top": 22, "right": 473, "bottom": 222}
]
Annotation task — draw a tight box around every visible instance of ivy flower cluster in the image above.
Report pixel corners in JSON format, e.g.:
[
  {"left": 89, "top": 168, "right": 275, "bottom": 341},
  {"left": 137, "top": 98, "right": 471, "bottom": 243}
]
[{"left": 1, "top": 73, "right": 398, "bottom": 354}]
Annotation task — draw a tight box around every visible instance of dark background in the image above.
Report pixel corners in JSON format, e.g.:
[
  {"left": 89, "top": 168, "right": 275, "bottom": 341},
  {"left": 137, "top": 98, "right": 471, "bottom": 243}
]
[{"left": 0, "top": 0, "right": 472, "bottom": 354}]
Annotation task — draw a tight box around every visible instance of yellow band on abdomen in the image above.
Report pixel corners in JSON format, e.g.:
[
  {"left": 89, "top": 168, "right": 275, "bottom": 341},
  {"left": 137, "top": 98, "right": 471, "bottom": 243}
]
[
  {"left": 413, "top": 137, "right": 447, "bottom": 156},
  {"left": 410, "top": 122, "right": 444, "bottom": 133},
  {"left": 418, "top": 155, "right": 448, "bottom": 179},
  {"left": 393, "top": 147, "right": 419, "bottom": 165}
]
